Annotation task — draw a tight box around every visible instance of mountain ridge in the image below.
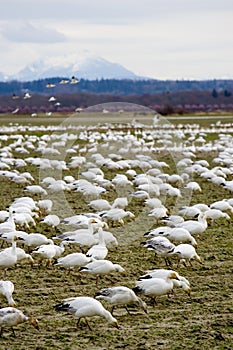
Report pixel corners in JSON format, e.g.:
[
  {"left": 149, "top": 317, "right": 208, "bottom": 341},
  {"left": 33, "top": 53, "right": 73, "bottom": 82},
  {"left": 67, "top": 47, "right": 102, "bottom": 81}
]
[{"left": 4, "top": 55, "right": 144, "bottom": 81}]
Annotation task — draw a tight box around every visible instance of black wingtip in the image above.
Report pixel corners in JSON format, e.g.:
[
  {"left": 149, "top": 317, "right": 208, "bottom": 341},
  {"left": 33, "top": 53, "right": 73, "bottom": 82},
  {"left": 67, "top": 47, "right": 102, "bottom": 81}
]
[{"left": 54, "top": 303, "right": 69, "bottom": 312}]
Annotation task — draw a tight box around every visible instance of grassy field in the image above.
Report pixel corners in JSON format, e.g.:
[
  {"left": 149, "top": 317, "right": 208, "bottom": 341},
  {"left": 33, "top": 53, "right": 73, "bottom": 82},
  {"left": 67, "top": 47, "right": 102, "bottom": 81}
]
[{"left": 0, "top": 113, "right": 232, "bottom": 349}]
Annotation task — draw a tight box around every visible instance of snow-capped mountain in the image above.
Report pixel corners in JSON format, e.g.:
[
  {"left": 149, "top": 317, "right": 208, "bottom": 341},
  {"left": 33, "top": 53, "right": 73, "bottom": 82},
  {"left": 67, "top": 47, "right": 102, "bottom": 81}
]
[{"left": 8, "top": 54, "right": 142, "bottom": 81}]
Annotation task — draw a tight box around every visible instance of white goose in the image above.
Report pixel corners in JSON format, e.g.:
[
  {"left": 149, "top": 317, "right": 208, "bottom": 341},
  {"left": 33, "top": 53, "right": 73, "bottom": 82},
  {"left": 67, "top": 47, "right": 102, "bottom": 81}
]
[
  {"left": 86, "top": 227, "right": 108, "bottom": 260},
  {"left": 0, "top": 236, "right": 18, "bottom": 277},
  {"left": 54, "top": 253, "right": 91, "bottom": 273},
  {"left": 163, "top": 227, "right": 198, "bottom": 247},
  {"left": 19, "top": 233, "right": 54, "bottom": 251},
  {"left": 0, "top": 208, "right": 16, "bottom": 235},
  {"left": 95, "top": 286, "right": 147, "bottom": 315},
  {"left": 0, "top": 280, "right": 16, "bottom": 306},
  {"left": 31, "top": 244, "right": 57, "bottom": 266},
  {"left": 175, "top": 212, "right": 208, "bottom": 235},
  {"left": 133, "top": 271, "right": 179, "bottom": 304},
  {"left": 54, "top": 296, "right": 118, "bottom": 330},
  {"left": 168, "top": 243, "right": 202, "bottom": 267},
  {"left": 80, "top": 259, "right": 125, "bottom": 284},
  {"left": 0, "top": 307, "right": 39, "bottom": 336},
  {"left": 40, "top": 214, "right": 60, "bottom": 228},
  {"left": 138, "top": 269, "right": 191, "bottom": 296},
  {"left": 142, "top": 236, "right": 176, "bottom": 266}
]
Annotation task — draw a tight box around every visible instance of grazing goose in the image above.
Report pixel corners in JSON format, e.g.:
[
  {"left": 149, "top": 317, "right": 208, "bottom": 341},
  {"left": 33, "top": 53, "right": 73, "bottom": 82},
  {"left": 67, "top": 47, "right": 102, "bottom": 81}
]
[
  {"left": 24, "top": 185, "right": 47, "bottom": 196},
  {"left": 88, "top": 199, "right": 111, "bottom": 211},
  {"left": 15, "top": 247, "right": 34, "bottom": 267},
  {"left": 210, "top": 200, "right": 233, "bottom": 213},
  {"left": 204, "top": 209, "right": 230, "bottom": 222},
  {"left": 31, "top": 244, "right": 57, "bottom": 266},
  {"left": 138, "top": 269, "right": 191, "bottom": 296},
  {"left": 61, "top": 233, "right": 98, "bottom": 252},
  {"left": 54, "top": 253, "right": 91, "bottom": 274},
  {"left": 168, "top": 243, "right": 202, "bottom": 267},
  {"left": 37, "top": 199, "right": 53, "bottom": 214},
  {"left": 100, "top": 209, "right": 135, "bottom": 226},
  {"left": 0, "top": 280, "right": 15, "bottom": 306},
  {"left": 54, "top": 296, "right": 118, "bottom": 330},
  {"left": 111, "top": 197, "right": 128, "bottom": 209},
  {"left": 184, "top": 181, "right": 202, "bottom": 192},
  {"left": 175, "top": 212, "right": 208, "bottom": 235},
  {"left": 160, "top": 215, "right": 184, "bottom": 227},
  {"left": 0, "top": 307, "right": 39, "bottom": 336},
  {"left": 18, "top": 233, "right": 54, "bottom": 252},
  {"left": 143, "top": 226, "right": 172, "bottom": 238},
  {"left": 178, "top": 206, "right": 201, "bottom": 219},
  {"left": 40, "top": 214, "right": 60, "bottom": 228},
  {"left": 163, "top": 227, "right": 198, "bottom": 247},
  {"left": 142, "top": 236, "right": 176, "bottom": 266},
  {"left": 95, "top": 286, "right": 147, "bottom": 315},
  {"left": 148, "top": 206, "right": 168, "bottom": 222},
  {"left": 133, "top": 272, "right": 179, "bottom": 305},
  {"left": 80, "top": 259, "right": 125, "bottom": 284},
  {"left": 86, "top": 227, "right": 108, "bottom": 260},
  {"left": 93, "top": 229, "right": 118, "bottom": 249}
]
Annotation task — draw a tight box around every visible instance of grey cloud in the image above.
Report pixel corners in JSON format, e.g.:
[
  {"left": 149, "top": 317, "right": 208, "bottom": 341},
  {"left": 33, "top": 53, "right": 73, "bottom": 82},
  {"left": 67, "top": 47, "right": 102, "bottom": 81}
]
[
  {"left": 1, "top": 0, "right": 233, "bottom": 22},
  {"left": 1, "top": 21, "right": 67, "bottom": 43}
]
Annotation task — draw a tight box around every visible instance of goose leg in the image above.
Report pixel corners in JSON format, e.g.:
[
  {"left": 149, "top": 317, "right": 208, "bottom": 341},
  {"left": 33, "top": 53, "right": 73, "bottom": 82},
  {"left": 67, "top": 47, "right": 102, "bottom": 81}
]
[{"left": 84, "top": 318, "right": 92, "bottom": 331}]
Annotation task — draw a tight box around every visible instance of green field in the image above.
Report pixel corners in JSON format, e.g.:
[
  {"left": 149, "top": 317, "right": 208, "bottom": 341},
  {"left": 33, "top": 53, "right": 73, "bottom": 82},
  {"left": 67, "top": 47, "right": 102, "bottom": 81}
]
[{"left": 0, "top": 113, "right": 232, "bottom": 349}]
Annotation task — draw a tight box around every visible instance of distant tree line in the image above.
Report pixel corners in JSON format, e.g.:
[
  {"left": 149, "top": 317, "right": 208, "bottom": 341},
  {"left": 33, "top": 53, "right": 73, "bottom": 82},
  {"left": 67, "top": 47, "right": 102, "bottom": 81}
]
[
  {"left": 0, "top": 77, "right": 232, "bottom": 115},
  {"left": 0, "top": 77, "right": 233, "bottom": 96},
  {"left": 0, "top": 89, "right": 232, "bottom": 115}
]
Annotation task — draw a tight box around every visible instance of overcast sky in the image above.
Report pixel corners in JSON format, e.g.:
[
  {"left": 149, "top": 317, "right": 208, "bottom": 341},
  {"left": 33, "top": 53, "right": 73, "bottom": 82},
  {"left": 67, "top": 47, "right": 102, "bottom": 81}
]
[{"left": 0, "top": 0, "right": 232, "bottom": 80}]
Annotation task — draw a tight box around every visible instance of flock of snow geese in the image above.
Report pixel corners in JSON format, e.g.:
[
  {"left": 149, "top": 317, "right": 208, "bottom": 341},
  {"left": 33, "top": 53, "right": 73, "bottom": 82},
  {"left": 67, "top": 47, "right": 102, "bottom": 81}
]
[{"left": 0, "top": 117, "right": 233, "bottom": 336}]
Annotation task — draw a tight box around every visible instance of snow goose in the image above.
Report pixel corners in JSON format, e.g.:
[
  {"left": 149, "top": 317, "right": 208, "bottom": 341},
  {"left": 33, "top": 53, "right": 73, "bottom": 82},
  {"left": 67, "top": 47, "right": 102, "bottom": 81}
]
[
  {"left": 175, "top": 212, "right": 208, "bottom": 235},
  {"left": 0, "top": 280, "right": 15, "bottom": 306},
  {"left": 210, "top": 200, "right": 233, "bottom": 213},
  {"left": 54, "top": 296, "right": 118, "bottom": 330},
  {"left": 142, "top": 236, "right": 176, "bottom": 266},
  {"left": 100, "top": 209, "right": 135, "bottom": 226},
  {"left": 19, "top": 233, "right": 54, "bottom": 252},
  {"left": 0, "top": 236, "right": 18, "bottom": 277},
  {"left": 163, "top": 227, "right": 198, "bottom": 247},
  {"left": 93, "top": 229, "right": 118, "bottom": 249},
  {"left": 0, "top": 208, "right": 16, "bottom": 235},
  {"left": 144, "top": 198, "right": 163, "bottom": 210},
  {"left": 133, "top": 271, "right": 179, "bottom": 305},
  {"left": 111, "top": 197, "right": 128, "bottom": 209},
  {"left": 37, "top": 199, "right": 53, "bottom": 214},
  {"left": 178, "top": 206, "right": 202, "bottom": 219},
  {"left": 138, "top": 269, "right": 191, "bottom": 296},
  {"left": 95, "top": 286, "right": 147, "bottom": 315},
  {"left": 148, "top": 206, "right": 168, "bottom": 223},
  {"left": 168, "top": 243, "right": 202, "bottom": 267},
  {"left": 143, "top": 226, "right": 172, "bottom": 238},
  {"left": 15, "top": 247, "right": 34, "bottom": 267},
  {"left": 160, "top": 215, "right": 184, "bottom": 227},
  {"left": 24, "top": 185, "right": 47, "bottom": 196},
  {"left": 80, "top": 259, "right": 125, "bottom": 284},
  {"left": 0, "top": 307, "right": 39, "bottom": 336},
  {"left": 86, "top": 227, "right": 108, "bottom": 260},
  {"left": 184, "top": 181, "right": 202, "bottom": 192},
  {"left": 40, "top": 214, "right": 60, "bottom": 228},
  {"left": 31, "top": 244, "right": 57, "bottom": 267},
  {"left": 88, "top": 199, "right": 111, "bottom": 211},
  {"left": 54, "top": 253, "right": 91, "bottom": 274},
  {"left": 204, "top": 209, "right": 231, "bottom": 222}
]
